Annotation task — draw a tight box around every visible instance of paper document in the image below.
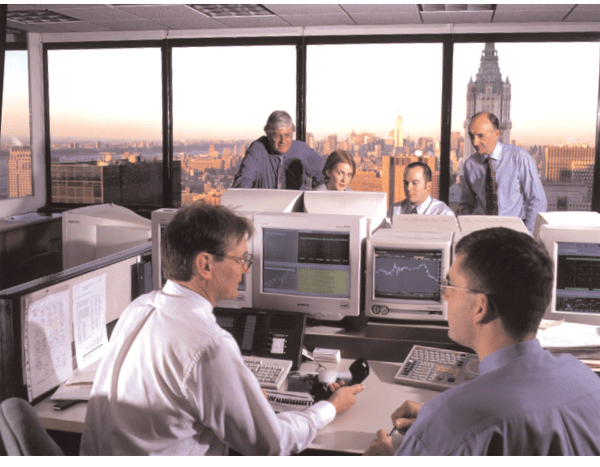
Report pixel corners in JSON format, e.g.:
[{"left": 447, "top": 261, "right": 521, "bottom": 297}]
[
  {"left": 24, "top": 289, "right": 72, "bottom": 401},
  {"left": 538, "top": 321, "right": 600, "bottom": 349},
  {"left": 73, "top": 274, "right": 108, "bottom": 369}
]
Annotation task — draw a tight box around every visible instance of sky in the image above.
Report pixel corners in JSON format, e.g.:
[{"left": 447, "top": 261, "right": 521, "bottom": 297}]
[{"left": 3, "top": 40, "right": 600, "bottom": 147}]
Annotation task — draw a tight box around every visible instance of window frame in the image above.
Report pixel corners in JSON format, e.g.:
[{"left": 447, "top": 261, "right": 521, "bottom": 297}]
[{"left": 29, "top": 31, "right": 600, "bottom": 214}]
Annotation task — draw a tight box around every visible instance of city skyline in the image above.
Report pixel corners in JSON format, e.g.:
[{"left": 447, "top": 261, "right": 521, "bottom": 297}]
[{"left": 2, "top": 41, "right": 600, "bottom": 148}]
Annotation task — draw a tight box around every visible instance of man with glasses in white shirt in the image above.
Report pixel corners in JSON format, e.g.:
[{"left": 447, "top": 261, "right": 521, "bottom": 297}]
[
  {"left": 81, "top": 202, "right": 364, "bottom": 456},
  {"left": 365, "top": 227, "right": 600, "bottom": 455}
]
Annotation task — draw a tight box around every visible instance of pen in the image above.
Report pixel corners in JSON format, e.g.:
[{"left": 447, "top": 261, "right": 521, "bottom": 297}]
[{"left": 388, "top": 427, "right": 397, "bottom": 436}]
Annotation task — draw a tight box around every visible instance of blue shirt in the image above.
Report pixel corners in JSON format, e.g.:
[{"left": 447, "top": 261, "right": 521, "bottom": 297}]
[
  {"left": 459, "top": 142, "right": 547, "bottom": 233},
  {"left": 396, "top": 339, "right": 600, "bottom": 455},
  {"left": 232, "top": 136, "right": 324, "bottom": 190}
]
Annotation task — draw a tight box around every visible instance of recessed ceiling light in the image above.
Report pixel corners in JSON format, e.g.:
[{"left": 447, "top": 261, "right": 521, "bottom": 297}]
[
  {"left": 7, "top": 9, "right": 80, "bottom": 24},
  {"left": 419, "top": 5, "right": 495, "bottom": 13},
  {"left": 189, "top": 4, "right": 274, "bottom": 18}
]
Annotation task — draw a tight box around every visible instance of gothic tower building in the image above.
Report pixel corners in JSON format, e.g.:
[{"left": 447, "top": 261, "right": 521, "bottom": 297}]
[{"left": 464, "top": 43, "right": 512, "bottom": 158}]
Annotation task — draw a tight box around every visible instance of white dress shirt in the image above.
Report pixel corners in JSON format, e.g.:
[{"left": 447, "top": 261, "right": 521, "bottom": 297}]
[
  {"left": 388, "top": 195, "right": 455, "bottom": 219},
  {"left": 80, "top": 280, "right": 335, "bottom": 456}
]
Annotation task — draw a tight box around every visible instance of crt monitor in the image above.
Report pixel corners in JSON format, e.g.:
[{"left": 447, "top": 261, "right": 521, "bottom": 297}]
[
  {"left": 392, "top": 214, "right": 459, "bottom": 232},
  {"left": 533, "top": 211, "right": 600, "bottom": 240},
  {"left": 63, "top": 203, "right": 151, "bottom": 269},
  {"left": 303, "top": 190, "right": 387, "bottom": 234},
  {"left": 151, "top": 208, "right": 254, "bottom": 309},
  {"left": 220, "top": 188, "right": 304, "bottom": 213},
  {"left": 537, "top": 224, "right": 600, "bottom": 326},
  {"left": 457, "top": 215, "right": 529, "bottom": 235},
  {"left": 365, "top": 229, "right": 453, "bottom": 321},
  {"left": 252, "top": 212, "right": 367, "bottom": 321}
]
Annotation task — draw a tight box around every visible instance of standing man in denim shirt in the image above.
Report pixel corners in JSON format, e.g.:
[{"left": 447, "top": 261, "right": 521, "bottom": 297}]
[{"left": 232, "top": 110, "right": 325, "bottom": 190}]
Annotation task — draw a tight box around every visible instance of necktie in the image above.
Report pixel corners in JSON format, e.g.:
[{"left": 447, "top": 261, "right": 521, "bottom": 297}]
[
  {"left": 277, "top": 155, "right": 286, "bottom": 189},
  {"left": 411, "top": 207, "right": 417, "bottom": 214},
  {"left": 485, "top": 156, "right": 498, "bottom": 215}
]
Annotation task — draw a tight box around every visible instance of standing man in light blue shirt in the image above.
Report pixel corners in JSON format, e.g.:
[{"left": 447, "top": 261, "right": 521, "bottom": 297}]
[
  {"left": 459, "top": 112, "right": 547, "bottom": 233},
  {"left": 365, "top": 227, "right": 600, "bottom": 455}
]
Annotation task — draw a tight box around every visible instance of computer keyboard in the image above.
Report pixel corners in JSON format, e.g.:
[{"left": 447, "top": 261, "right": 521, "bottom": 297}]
[
  {"left": 394, "top": 345, "right": 480, "bottom": 391},
  {"left": 243, "top": 356, "right": 293, "bottom": 390}
]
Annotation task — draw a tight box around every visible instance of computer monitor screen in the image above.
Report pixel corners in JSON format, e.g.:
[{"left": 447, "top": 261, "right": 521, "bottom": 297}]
[
  {"left": 151, "top": 208, "right": 254, "bottom": 309},
  {"left": 365, "top": 230, "right": 452, "bottom": 321},
  {"left": 253, "top": 212, "right": 367, "bottom": 321},
  {"left": 303, "top": 190, "right": 387, "bottom": 234},
  {"left": 538, "top": 224, "right": 600, "bottom": 326}
]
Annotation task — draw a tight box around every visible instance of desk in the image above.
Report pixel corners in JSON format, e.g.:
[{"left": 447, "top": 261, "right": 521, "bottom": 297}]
[{"left": 33, "top": 358, "right": 440, "bottom": 455}]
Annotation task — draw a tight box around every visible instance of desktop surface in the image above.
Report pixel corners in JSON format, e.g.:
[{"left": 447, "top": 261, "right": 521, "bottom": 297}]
[{"left": 34, "top": 359, "right": 440, "bottom": 455}]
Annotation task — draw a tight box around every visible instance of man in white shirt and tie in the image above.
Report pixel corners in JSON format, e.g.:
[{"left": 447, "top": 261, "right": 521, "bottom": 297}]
[{"left": 388, "top": 162, "right": 455, "bottom": 221}]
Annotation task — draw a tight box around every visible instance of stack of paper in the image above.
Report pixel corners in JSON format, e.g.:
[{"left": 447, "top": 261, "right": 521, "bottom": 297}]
[{"left": 537, "top": 320, "right": 600, "bottom": 371}]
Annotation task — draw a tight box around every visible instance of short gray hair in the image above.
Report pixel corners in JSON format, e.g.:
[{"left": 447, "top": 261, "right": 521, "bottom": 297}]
[{"left": 264, "top": 110, "right": 295, "bottom": 135}]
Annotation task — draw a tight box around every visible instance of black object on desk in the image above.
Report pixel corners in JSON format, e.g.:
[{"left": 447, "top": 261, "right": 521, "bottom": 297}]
[{"left": 311, "top": 357, "right": 370, "bottom": 402}]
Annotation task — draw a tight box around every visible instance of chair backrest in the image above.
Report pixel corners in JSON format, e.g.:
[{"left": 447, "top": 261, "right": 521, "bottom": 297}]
[{"left": 0, "top": 397, "right": 64, "bottom": 455}]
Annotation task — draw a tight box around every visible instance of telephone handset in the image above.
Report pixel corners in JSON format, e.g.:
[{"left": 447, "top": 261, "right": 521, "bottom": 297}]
[{"left": 214, "top": 308, "right": 306, "bottom": 370}]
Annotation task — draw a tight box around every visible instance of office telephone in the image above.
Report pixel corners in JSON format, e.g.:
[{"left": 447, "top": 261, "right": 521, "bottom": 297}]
[{"left": 214, "top": 308, "right": 306, "bottom": 370}]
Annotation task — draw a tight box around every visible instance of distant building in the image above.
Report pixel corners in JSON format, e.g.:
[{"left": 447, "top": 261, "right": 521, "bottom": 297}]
[
  {"left": 8, "top": 146, "right": 32, "bottom": 198},
  {"left": 51, "top": 160, "right": 181, "bottom": 206},
  {"left": 464, "top": 42, "right": 512, "bottom": 158},
  {"left": 394, "top": 110, "right": 404, "bottom": 151}
]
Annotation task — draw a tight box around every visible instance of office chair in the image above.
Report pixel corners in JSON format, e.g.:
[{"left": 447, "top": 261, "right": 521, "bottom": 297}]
[{"left": 0, "top": 397, "right": 64, "bottom": 455}]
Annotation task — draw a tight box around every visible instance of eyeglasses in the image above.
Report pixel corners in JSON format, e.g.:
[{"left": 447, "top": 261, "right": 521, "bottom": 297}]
[
  {"left": 216, "top": 253, "right": 253, "bottom": 270},
  {"left": 440, "top": 278, "right": 487, "bottom": 299}
]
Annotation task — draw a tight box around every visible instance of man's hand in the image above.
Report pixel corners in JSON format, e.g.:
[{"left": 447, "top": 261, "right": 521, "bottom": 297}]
[
  {"left": 390, "top": 400, "right": 423, "bottom": 434},
  {"left": 327, "top": 383, "right": 365, "bottom": 415},
  {"left": 364, "top": 429, "right": 395, "bottom": 455}
]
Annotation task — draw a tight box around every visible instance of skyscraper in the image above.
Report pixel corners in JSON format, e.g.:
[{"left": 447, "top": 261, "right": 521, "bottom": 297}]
[
  {"left": 8, "top": 146, "right": 32, "bottom": 198},
  {"left": 464, "top": 43, "right": 512, "bottom": 157},
  {"left": 394, "top": 110, "right": 404, "bottom": 152}
]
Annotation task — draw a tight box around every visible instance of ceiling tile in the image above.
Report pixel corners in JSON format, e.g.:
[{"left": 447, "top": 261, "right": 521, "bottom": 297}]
[
  {"left": 40, "top": 21, "right": 111, "bottom": 33},
  {"left": 280, "top": 14, "right": 355, "bottom": 27},
  {"left": 49, "top": 6, "right": 141, "bottom": 22},
  {"left": 6, "top": 20, "right": 55, "bottom": 33},
  {"left": 265, "top": 4, "right": 346, "bottom": 15},
  {"left": 493, "top": 10, "right": 570, "bottom": 23},
  {"left": 341, "top": 4, "right": 420, "bottom": 14},
  {"left": 116, "top": 4, "right": 201, "bottom": 20},
  {"left": 350, "top": 13, "right": 423, "bottom": 26},
  {"left": 213, "top": 15, "right": 291, "bottom": 28},
  {"left": 564, "top": 9, "right": 600, "bottom": 22},
  {"left": 90, "top": 19, "right": 167, "bottom": 31},
  {"left": 152, "top": 16, "right": 228, "bottom": 30},
  {"left": 495, "top": 4, "right": 575, "bottom": 12}
]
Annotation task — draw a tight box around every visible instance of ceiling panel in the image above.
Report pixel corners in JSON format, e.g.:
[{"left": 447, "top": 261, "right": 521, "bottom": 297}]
[
  {"left": 280, "top": 13, "right": 355, "bottom": 27},
  {"left": 3, "top": 4, "right": 600, "bottom": 35}
]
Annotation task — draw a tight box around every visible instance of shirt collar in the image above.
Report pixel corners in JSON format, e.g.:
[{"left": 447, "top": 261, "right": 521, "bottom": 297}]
[
  {"left": 162, "top": 280, "right": 214, "bottom": 316},
  {"left": 488, "top": 141, "right": 503, "bottom": 161},
  {"left": 479, "top": 338, "right": 542, "bottom": 375},
  {"left": 411, "top": 195, "right": 433, "bottom": 214}
]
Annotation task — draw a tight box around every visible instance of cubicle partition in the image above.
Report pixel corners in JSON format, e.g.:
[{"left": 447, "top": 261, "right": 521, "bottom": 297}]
[{"left": 0, "top": 242, "right": 152, "bottom": 403}]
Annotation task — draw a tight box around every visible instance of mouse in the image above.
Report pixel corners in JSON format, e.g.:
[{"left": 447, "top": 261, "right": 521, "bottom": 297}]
[{"left": 317, "top": 369, "right": 338, "bottom": 384}]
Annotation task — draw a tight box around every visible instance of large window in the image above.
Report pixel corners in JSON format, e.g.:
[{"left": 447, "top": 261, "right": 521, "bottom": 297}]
[
  {"left": 306, "top": 43, "right": 443, "bottom": 208},
  {"left": 172, "top": 45, "right": 296, "bottom": 205},
  {"left": 1, "top": 50, "right": 31, "bottom": 200},
  {"left": 451, "top": 42, "right": 599, "bottom": 212},
  {"left": 48, "top": 48, "right": 162, "bottom": 206}
]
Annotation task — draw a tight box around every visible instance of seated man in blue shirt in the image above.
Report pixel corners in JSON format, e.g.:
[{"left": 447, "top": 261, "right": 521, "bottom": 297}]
[
  {"left": 232, "top": 110, "right": 324, "bottom": 190},
  {"left": 365, "top": 227, "right": 600, "bottom": 456}
]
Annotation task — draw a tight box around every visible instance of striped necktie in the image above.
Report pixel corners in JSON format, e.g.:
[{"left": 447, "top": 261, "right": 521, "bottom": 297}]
[
  {"left": 485, "top": 156, "right": 499, "bottom": 215},
  {"left": 411, "top": 206, "right": 417, "bottom": 214}
]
